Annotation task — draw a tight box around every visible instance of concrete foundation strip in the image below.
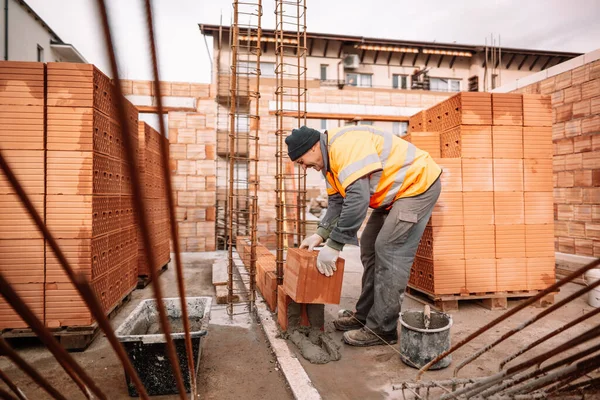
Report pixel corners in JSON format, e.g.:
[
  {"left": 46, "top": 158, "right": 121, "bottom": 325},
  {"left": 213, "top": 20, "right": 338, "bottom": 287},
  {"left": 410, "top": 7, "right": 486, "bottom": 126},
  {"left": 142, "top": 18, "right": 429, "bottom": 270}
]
[{"left": 231, "top": 252, "right": 321, "bottom": 400}]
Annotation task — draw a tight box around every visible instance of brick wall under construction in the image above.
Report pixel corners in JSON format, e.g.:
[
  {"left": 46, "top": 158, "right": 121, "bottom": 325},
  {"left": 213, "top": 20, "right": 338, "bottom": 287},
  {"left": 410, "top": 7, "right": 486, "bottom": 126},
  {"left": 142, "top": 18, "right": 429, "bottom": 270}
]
[
  {"left": 510, "top": 59, "right": 600, "bottom": 258},
  {"left": 406, "top": 92, "right": 555, "bottom": 296}
]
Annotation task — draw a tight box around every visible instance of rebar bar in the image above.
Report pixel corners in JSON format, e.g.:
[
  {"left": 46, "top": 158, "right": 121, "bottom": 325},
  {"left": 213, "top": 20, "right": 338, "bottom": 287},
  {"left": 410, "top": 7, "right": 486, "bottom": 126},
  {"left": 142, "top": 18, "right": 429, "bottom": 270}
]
[
  {"left": 227, "top": 0, "right": 261, "bottom": 315},
  {"left": 0, "top": 270, "right": 101, "bottom": 399},
  {"left": 417, "top": 257, "right": 600, "bottom": 379},
  {"left": 454, "top": 276, "right": 600, "bottom": 376},
  {"left": 275, "top": 0, "right": 307, "bottom": 284},
  {"left": 94, "top": 0, "right": 187, "bottom": 397},
  {"left": 499, "top": 306, "right": 600, "bottom": 370},
  {"left": 0, "top": 387, "right": 18, "bottom": 400},
  {"left": 0, "top": 338, "right": 66, "bottom": 400},
  {"left": 442, "top": 324, "right": 600, "bottom": 399},
  {"left": 0, "top": 367, "right": 27, "bottom": 400},
  {"left": 142, "top": 0, "right": 197, "bottom": 395}
]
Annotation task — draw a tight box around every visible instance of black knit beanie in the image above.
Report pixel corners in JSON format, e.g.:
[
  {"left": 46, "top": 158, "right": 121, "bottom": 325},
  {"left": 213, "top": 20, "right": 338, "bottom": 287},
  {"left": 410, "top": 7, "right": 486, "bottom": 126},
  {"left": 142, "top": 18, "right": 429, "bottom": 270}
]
[{"left": 285, "top": 126, "right": 321, "bottom": 161}]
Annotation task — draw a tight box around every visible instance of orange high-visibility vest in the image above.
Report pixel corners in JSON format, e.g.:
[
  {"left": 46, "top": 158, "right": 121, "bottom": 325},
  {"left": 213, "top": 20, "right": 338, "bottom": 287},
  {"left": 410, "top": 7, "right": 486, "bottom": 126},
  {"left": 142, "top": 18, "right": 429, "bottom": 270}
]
[{"left": 324, "top": 126, "right": 441, "bottom": 209}]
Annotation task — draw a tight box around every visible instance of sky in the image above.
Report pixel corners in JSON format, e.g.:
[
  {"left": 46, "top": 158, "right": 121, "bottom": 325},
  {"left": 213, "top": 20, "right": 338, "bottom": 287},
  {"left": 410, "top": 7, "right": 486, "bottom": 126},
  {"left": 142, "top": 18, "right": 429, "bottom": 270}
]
[{"left": 25, "top": 0, "right": 600, "bottom": 84}]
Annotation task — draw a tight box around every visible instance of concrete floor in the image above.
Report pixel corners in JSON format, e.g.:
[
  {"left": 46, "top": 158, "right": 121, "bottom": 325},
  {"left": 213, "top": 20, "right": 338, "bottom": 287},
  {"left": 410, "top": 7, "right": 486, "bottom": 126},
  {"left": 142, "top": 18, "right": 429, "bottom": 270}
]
[
  {"left": 1, "top": 247, "right": 598, "bottom": 400},
  {"left": 291, "top": 246, "right": 600, "bottom": 400},
  {"left": 0, "top": 252, "right": 293, "bottom": 400}
]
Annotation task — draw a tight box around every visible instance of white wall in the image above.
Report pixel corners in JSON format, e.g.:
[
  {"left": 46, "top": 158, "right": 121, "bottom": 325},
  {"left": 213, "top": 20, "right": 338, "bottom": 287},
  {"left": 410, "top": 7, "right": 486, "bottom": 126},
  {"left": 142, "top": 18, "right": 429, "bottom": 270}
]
[{"left": 2, "top": 0, "right": 64, "bottom": 62}]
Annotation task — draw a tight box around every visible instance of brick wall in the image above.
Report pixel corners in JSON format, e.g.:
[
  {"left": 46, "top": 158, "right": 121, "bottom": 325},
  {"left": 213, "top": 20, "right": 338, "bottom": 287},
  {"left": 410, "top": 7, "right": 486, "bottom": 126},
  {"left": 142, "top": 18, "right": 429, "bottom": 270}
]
[
  {"left": 121, "top": 80, "right": 217, "bottom": 252},
  {"left": 511, "top": 60, "right": 600, "bottom": 257}
]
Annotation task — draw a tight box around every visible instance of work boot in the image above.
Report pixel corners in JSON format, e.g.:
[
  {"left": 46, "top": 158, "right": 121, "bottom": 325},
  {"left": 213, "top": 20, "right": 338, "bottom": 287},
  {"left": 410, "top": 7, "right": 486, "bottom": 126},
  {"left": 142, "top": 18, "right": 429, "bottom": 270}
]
[
  {"left": 342, "top": 327, "right": 398, "bottom": 347},
  {"left": 333, "top": 310, "right": 364, "bottom": 331}
]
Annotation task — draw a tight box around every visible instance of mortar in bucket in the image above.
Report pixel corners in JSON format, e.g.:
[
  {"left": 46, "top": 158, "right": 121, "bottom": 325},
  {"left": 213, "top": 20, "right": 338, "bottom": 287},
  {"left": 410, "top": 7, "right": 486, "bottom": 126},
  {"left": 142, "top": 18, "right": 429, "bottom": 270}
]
[
  {"left": 399, "top": 305, "right": 452, "bottom": 370},
  {"left": 584, "top": 269, "right": 600, "bottom": 308},
  {"left": 115, "top": 296, "right": 212, "bottom": 397}
]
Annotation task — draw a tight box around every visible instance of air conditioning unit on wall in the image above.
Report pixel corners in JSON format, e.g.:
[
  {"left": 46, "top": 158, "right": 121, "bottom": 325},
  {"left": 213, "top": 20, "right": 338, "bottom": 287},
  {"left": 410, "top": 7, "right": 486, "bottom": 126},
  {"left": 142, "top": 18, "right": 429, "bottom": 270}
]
[{"left": 343, "top": 54, "right": 360, "bottom": 69}]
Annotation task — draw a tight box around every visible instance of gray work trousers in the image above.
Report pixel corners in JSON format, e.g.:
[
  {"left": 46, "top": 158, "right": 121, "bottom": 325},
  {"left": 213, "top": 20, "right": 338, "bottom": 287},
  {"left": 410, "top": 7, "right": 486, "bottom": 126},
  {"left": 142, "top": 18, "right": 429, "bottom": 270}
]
[{"left": 355, "top": 177, "right": 441, "bottom": 334}]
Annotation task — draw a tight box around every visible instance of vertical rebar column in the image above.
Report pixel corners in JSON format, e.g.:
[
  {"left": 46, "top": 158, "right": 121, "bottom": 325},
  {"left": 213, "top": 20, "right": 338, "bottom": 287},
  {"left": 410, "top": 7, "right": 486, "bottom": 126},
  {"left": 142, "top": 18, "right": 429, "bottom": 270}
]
[
  {"left": 215, "top": 22, "right": 230, "bottom": 251},
  {"left": 274, "top": 0, "right": 308, "bottom": 284},
  {"left": 227, "top": 1, "right": 239, "bottom": 316},
  {"left": 228, "top": 0, "right": 262, "bottom": 314}
]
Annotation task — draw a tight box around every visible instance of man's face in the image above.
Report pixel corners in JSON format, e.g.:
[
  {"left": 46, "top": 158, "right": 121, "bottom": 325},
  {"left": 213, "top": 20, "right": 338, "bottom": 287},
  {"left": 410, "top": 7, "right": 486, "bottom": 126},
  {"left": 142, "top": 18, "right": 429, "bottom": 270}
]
[{"left": 294, "top": 142, "right": 324, "bottom": 172}]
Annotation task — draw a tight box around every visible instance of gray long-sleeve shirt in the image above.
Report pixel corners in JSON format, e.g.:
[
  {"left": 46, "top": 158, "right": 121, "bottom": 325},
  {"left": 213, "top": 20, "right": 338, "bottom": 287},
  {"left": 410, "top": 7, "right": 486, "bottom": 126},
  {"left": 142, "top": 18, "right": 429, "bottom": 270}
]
[{"left": 316, "top": 133, "right": 371, "bottom": 250}]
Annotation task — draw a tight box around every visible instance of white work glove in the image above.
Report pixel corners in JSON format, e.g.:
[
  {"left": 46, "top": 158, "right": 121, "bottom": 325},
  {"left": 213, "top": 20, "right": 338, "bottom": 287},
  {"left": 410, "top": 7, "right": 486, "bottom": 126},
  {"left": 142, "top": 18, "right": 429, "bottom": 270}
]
[
  {"left": 316, "top": 245, "right": 339, "bottom": 277},
  {"left": 299, "top": 234, "right": 323, "bottom": 251}
]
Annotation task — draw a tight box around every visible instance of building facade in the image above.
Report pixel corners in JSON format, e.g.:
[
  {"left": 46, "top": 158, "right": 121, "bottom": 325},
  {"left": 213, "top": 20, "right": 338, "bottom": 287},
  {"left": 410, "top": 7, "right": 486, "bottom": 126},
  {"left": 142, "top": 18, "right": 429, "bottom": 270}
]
[
  {"left": 120, "top": 26, "right": 582, "bottom": 251},
  {"left": 0, "top": 0, "right": 86, "bottom": 63}
]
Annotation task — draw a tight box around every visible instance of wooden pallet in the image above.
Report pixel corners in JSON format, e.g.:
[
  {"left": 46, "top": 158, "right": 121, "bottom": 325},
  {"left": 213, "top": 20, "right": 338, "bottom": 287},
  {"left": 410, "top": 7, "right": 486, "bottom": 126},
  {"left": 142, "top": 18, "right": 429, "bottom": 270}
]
[
  {"left": 136, "top": 262, "right": 169, "bottom": 289},
  {"left": 405, "top": 285, "right": 556, "bottom": 312},
  {"left": 1, "top": 288, "right": 134, "bottom": 351}
]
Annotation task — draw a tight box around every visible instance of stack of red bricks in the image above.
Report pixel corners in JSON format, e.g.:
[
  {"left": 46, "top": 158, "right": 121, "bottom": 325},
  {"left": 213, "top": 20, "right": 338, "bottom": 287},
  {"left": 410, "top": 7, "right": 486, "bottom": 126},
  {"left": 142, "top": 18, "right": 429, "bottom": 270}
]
[
  {"left": 137, "top": 122, "right": 170, "bottom": 279},
  {"left": 0, "top": 62, "right": 45, "bottom": 329},
  {"left": 406, "top": 92, "right": 554, "bottom": 296},
  {"left": 44, "top": 62, "right": 139, "bottom": 327},
  {"left": 0, "top": 61, "right": 141, "bottom": 330}
]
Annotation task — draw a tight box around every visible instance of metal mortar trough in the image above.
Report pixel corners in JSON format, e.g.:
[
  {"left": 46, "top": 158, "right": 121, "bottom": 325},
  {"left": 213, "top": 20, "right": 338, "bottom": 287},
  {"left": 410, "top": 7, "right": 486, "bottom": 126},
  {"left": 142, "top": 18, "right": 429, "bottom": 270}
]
[
  {"left": 115, "top": 297, "right": 212, "bottom": 397},
  {"left": 399, "top": 310, "right": 452, "bottom": 370}
]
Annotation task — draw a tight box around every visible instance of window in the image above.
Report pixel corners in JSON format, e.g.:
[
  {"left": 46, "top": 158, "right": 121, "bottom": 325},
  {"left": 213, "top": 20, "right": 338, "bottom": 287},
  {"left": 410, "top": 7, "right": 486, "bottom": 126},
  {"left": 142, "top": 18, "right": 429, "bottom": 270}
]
[
  {"left": 392, "top": 74, "right": 408, "bottom": 89},
  {"left": 492, "top": 74, "right": 499, "bottom": 90},
  {"left": 320, "top": 119, "right": 327, "bottom": 130},
  {"left": 392, "top": 122, "right": 409, "bottom": 137},
  {"left": 37, "top": 45, "right": 44, "bottom": 62},
  {"left": 359, "top": 121, "right": 373, "bottom": 126},
  {"left": 430, "top": 77, "right": 461, "bottom": 92},
  {"left": 320, "top": 64, "right": 328, "bottom": 81},
  {"left": 237, "top": 61, "right": 275, "bottom": 77},
  {"left": 346, "top": 73, "right": 372, "bottom": 88}
]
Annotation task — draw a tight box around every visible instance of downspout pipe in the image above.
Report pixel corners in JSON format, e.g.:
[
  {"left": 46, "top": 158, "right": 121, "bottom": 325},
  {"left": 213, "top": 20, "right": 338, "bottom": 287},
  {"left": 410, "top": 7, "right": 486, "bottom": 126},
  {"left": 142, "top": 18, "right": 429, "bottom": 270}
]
[{"left": 4, "top": 0, "right": 8, "bottom": 60}]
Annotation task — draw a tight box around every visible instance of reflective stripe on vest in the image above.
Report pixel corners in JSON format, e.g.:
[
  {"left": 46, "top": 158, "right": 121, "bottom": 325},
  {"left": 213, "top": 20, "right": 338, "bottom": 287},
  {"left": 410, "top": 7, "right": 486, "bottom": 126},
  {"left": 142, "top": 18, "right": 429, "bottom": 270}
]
[{"left": 382, "top": 142, "right": 416, "bottom": 206}]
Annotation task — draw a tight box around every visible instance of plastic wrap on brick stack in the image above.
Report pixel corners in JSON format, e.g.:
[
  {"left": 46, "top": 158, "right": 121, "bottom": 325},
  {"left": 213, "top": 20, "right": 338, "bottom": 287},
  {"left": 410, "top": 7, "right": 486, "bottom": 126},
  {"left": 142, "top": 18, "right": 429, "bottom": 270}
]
[
  {"left": 0, "top": 61, "right": 45, "bottom": 329},
  {"left": 136, "top": 122, "right": 170, "bottom": 280},
  {"left": 408, "top": 92, "right": 554, "bottom": 297},
  {"left": 44, "top": 62, "right": 138, "bottom": 328}
]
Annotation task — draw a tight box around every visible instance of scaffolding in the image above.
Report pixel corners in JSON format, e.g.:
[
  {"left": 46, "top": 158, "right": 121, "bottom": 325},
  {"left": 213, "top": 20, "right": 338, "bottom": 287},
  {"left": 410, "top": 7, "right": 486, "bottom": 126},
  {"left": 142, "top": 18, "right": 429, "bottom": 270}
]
[
  {"left": 226, "top": 0, "right": 263, "bottom": 314},
  {"left": 274, "top": 0, "right": 308, "bottom": 283}
]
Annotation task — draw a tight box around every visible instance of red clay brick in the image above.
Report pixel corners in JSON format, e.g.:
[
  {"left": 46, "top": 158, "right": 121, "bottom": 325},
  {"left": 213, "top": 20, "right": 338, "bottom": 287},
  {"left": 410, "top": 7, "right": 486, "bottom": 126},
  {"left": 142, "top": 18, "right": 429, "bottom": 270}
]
[
  {"left": 575, "top": 170, "right": 593, "bottom": 187},
  {"left": 558, "top": 237, "right": 575, "bottom": 253},
  {"left": 284, "top": 248, "right": 345, "bottom": 304},
  {"left": 553, "top": 122, "right": 566, "bottom": 140},
  {"left": 582, "top": 115, "right": 600, "bottom": 135},
  {"left": 574, "top": 205, "right": 592, "bottom": 222},
  {"left": 554, "top": 104, "right": 573, "bottom": 123},
  {"left": 582, "top": 79, "right": 600, "bottom": 100},
  {"left": 574, "top": 135, "right": 592, "bottom": 153},
  {"left": 563, "top": 85, "right": 582, "bottom": 104},
  {"left": 573, "top": 99, "right": 591, "bottom": 119},
  {"left": 583, "top": 188, "right": 600, "bottom": 204},
  {"left": 555, "top": 138, "right": 574, "bottom": 155},
  {"left": 575, "top": 238, "right": 594, "bottom": 256},
  {"left": 556, "top": 172, "right": 574, "bottom": 188},
  {"left": 586, "top": 223, "right": 600, "bottom": 240},
  {"left": 564, "top": 119, "right": 582, "bottom": 138}
]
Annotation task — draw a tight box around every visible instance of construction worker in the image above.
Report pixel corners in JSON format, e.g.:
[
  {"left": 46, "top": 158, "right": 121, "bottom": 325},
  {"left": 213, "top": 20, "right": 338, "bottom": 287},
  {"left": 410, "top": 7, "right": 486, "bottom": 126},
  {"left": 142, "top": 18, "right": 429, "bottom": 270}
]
[{"left": 285, "top": 125, "right": 442, "bottom": 347}]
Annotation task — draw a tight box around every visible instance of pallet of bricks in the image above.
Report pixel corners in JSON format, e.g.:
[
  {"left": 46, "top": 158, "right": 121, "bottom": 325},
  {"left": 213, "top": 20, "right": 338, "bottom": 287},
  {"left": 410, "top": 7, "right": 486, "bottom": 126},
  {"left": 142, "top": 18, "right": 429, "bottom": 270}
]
[
  {"left": 0, "top": 61, "right": 140, "bottom": 349},
  {"left": 236, "top": 237, "right": 278, "bottom": 311},
  {"left": 406, "top": 92, "right": 554, "bottom": 311},
  {"left": 137, "top": 121, "right": 170, "bottom": 289}
]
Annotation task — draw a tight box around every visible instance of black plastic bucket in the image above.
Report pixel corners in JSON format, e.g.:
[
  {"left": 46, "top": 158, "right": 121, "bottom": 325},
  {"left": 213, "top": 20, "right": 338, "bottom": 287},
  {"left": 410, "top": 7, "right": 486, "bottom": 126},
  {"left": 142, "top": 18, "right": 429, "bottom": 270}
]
[
  {"left": 399, "top": 310, "right": 452, "bottom": 370},
  {"left": 115, "top": 297, "right": 212, "bottom": 397}
]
